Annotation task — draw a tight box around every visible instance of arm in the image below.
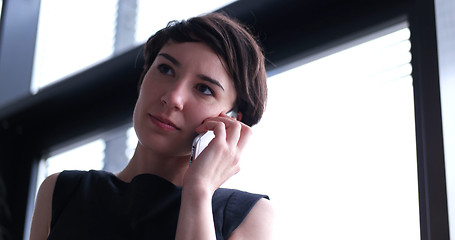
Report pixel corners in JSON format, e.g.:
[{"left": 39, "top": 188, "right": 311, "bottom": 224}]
[
  {"left": 175, "top": 182, "right": 217, "bottom": 240},
  {"left": 228, "top": 198, "right": 275, "bottom": 240},
  {"left": 30, "top": 173, "right": 59, "bottom": 240},
  {"left": 176, "top": 189, "right": 274, "bottom": 240},
  {"left": 176, "top": 115, "right": 252, "bottom": 240}
]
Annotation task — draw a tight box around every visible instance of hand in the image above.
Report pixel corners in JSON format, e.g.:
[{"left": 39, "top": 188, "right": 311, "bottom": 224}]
[{"left": 183, "top": 113, "right": 252, "bottom": 194}]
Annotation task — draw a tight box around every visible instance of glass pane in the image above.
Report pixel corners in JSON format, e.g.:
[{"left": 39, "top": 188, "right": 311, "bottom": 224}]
[
  {"left": 45, "top": 139, "right": 105, "bottom": 176},
  {"left": 31, "top": 0, "right": 117, "bottom": 93},
  {"left": 222, "top": 25, "right": 420, "bottom": 239},
  {"left": 31, "top": 0, "right": 237, "bottom": 93},
  {"left": 135, "top": 0, "right": 236, "bottom": 44}
]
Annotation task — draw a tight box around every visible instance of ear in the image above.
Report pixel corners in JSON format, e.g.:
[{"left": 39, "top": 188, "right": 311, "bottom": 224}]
[{"left": 236, "top": 112, "right": 243, "bottom": 121}]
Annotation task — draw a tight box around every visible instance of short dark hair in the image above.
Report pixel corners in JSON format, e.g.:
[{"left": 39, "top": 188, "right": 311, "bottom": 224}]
[{"left": 139, "top": 12, "right": 267, "bottom": 127}]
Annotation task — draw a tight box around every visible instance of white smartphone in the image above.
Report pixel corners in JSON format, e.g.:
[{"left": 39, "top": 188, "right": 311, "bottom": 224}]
[{"left": 190, "top": 110, "right": 237, "bottom": 165}]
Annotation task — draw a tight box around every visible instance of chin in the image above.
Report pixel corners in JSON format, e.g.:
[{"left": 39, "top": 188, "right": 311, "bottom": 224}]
[{"left": 138, "top": 136, "right": 191, "bottom": 157}]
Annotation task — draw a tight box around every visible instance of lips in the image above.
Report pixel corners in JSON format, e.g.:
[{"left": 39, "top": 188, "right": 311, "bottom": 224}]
[{"left": 149, "top": 114, "right": 180, "bottom": 131}]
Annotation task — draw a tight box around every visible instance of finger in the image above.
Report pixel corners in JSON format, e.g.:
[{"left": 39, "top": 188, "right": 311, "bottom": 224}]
[
  {"left": 236, "top": 123, "right": 253, "bottom": 152},
  {"left": 202, "top": 117, "right": 251, "bottom": 156},
  {"left": 197, "top": 120, "right": 227, "bottom": 142},
  {"left": 225, "top": 119, "right": 242, "bottom": 146},
  {"left": 201, "top": 116, "right": 241, "bottom": 146},
  {"left": 215, "top": 115, "right": 242, "bottom": 145}
]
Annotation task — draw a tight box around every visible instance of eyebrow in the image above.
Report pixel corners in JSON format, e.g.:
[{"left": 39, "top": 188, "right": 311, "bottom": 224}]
[
  {"left": 197, "top": 74, "right": 225, "bottom": 91},
  {"left": 158, "top": 53, "right": 180, "bottom": 66}
]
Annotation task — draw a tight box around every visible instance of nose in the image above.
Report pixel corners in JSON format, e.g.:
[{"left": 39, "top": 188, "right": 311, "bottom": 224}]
[{"left": 161, "top": 81, "right": 185, "bottom": 111}]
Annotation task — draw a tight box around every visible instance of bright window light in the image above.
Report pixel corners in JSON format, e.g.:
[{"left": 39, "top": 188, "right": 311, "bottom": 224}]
[
  {"left": 31, "top": 0, "right": 117, "bottom": 93},
  {"left": 222, "top": 25, "right": 420, "bottom": 240},
  {"left": 126, "top": 127, "right": 137, "bottom": 160},
  {"left": 45, "top": 139, "right": 105, "bottom": 176},
  {"left": 31, "top": 0, "right": 236, "bottom": 93},
  {"left": 135, "top": 0, "right": 236, "bottom": 43}
]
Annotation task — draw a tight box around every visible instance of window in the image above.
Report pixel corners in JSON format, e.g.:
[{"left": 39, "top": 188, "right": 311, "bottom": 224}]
[
  {"left": 222, "top": 23, "right": 420, "bottom": 239},
  {"left": 45, "top": 139, "right": 105, "bottom": 176},
  {"left": 31, "top": 0, "right": 236, "bottom": 93},
  {"left": 32, "top": 19, "right": 419, "bottom": 239},
  {"left": 135, "top": 0, "right": 235, "bottom": 44},
  {"left": 31, "top": 0, "right": 118, "bottom": 93},
  {"left": 0, "top": 1, "right": 3, "bottom": 20}
]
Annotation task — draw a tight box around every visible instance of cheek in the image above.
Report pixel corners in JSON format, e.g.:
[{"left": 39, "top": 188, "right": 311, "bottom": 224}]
[
  {"left": 136, "top": 79, "right": 163, "bottom": 111},
  {"left": 132, "top": 98, "right": 142, "bottom": 123},
  {"left": 132, "top": 85, "right": 158, "bottom": 131},
  {"left": 132, "top": 98, "right": 146, "bottom": 141},
  {"left": 185, "top": 104, "right": 220, "bottom": 130},
  {"left": 183, "top": 106, "right": 206, "bottom": 131}
]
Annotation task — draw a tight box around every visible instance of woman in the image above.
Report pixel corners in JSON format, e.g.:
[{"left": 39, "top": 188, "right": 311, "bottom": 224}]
[{"left": 30, "top": 12, "right": 273, "bottom": 240}]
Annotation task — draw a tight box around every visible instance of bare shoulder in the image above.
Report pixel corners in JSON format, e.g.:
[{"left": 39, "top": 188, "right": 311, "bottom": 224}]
[
  {"left": 228, "top": 198, "right": 275, "bottom": 240},
  {"left": 39, "top": 172, "right": 60, "bottom": 193},
  {"left": 30, "top": 172, "right": 60, "bottom": 240}
]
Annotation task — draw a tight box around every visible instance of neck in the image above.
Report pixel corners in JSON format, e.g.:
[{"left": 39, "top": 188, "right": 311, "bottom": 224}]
[{"left": 116, "top": 142, "right": 190, "bottom": 186}]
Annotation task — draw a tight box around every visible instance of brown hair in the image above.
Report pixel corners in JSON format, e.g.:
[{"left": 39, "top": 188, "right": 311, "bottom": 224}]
[{"left": 139, "top": 12, "right": 267, "bottom": 126}]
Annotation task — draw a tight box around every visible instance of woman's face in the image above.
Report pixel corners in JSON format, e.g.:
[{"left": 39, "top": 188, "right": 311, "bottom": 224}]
[{"left": 133, "top": 41, "right": 237, "bottom": 157}]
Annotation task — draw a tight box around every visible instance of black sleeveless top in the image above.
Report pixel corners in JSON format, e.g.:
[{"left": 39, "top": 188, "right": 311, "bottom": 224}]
[{"left": 48, "top": 170, "right": 268, "bottom": 240}]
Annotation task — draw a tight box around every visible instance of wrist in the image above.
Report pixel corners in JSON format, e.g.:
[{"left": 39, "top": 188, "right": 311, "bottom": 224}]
[{"left": 182, "top": 180, "right": 215, "bottom": 200}]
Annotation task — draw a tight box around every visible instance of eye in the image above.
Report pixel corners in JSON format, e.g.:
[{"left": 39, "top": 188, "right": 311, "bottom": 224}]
[
  {"left": 196, "top": 84, "right": 214, "bottom": 96},
  {"left": 157, "top": 64, "right": 174, "bottom": 76}
]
